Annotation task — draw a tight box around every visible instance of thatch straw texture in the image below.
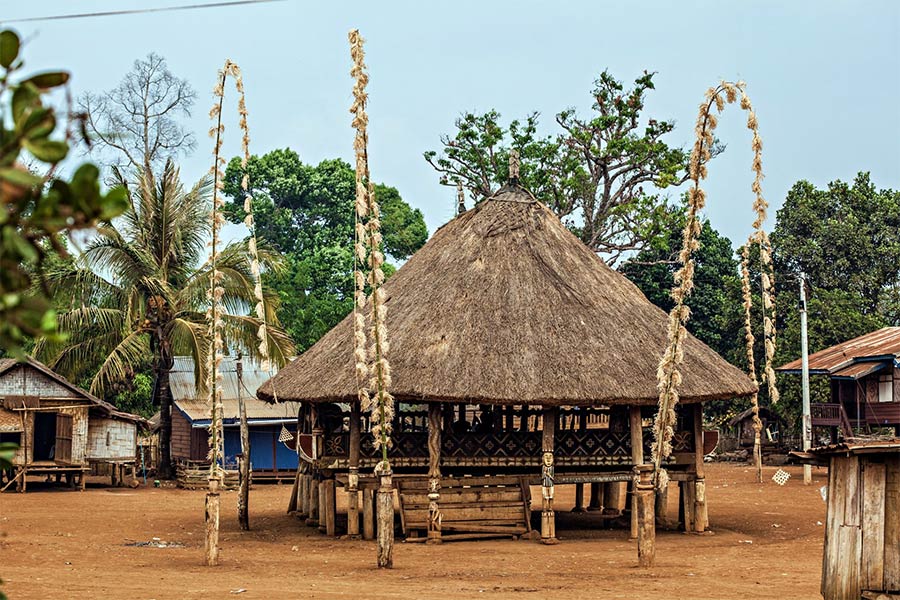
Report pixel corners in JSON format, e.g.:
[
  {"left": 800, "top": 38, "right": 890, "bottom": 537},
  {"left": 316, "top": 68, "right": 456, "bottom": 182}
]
[{"left": 258, "top": 185, "right": 756, "bottom": 406}]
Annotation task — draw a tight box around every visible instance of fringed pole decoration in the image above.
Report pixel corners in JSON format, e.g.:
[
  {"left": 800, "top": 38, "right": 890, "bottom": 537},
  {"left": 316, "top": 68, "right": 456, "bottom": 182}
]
[
  {"left": 651, "top": 81, "right": 778, "bottom": 496},
  {"left": 349, "top": 28, "right": 395, "bottom": 569}
]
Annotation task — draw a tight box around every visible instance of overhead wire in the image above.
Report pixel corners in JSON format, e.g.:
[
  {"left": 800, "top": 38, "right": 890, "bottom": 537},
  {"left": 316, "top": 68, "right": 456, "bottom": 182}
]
[{"left": 1, "top": 0, "right": 287, "bottom": 24}]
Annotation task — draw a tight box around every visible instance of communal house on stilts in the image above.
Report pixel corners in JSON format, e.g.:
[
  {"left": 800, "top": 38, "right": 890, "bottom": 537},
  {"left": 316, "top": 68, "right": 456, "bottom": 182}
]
[{"left": 258, "top": 166, "right": 756, "bottom": 543}]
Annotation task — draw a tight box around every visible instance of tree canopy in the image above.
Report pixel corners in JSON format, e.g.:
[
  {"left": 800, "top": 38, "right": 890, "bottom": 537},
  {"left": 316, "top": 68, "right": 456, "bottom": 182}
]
[
  {"left": 426, "top": 70, "right": 698, "bottom": 265},
  {"left": 222, "top": 149, "right": 428, "bottom": 351}
]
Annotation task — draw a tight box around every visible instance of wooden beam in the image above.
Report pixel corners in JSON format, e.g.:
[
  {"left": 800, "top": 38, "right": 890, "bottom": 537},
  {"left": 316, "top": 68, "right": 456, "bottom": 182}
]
[
  {"left": 629, "top": 405, "right": 644, "bottom": 539},
  {"left": 347, "top": 401, "right": 361, "bottom": 539},
  {"left": 324, "top": 478, "right": 336, "bottom": 537}
]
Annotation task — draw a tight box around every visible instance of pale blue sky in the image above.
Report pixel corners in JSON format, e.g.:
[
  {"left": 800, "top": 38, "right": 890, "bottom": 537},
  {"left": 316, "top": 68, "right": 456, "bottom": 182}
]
[{"left": 7, "top": 0, "right": 900, "bottom": 251}]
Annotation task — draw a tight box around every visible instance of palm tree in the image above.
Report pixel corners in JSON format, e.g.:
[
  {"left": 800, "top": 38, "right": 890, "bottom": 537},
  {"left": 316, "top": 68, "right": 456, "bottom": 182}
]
[{"left": 36, "top": 160, "right": 294, "bottom": 477}]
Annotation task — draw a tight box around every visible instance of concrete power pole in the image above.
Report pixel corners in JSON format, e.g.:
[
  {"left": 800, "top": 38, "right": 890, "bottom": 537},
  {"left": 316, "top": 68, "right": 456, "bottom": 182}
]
[{"left": 800, "top": 274, "right": 812, "bottom": 485}]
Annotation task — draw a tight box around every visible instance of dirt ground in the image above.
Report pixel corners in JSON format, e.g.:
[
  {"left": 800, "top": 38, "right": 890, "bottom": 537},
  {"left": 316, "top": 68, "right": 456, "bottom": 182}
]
[{"left": 1, "top": 463, "right": 827, "bottom": 599}]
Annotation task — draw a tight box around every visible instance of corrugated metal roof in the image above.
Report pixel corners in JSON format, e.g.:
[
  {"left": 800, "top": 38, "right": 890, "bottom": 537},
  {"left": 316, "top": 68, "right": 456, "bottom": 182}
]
[
  {"left": 831, "top": 361, "right": 889, "bottom": 380},
  {"left": 169, "top": 356, "right": 300, "bottom": 423},
  {"left": 777, "top": 327, "right": 900, "bottom": 373}
]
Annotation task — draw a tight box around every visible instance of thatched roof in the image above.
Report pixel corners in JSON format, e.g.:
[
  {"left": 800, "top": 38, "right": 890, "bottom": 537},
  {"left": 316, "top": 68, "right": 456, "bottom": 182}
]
[{"left": 259, "top": 183, "right": 756, "bottom": 407}]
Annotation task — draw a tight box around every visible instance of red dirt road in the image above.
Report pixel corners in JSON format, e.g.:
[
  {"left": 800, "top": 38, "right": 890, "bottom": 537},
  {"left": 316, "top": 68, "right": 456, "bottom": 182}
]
[{"left": 1, "top": 463, "right": 827, "bottom": 599}]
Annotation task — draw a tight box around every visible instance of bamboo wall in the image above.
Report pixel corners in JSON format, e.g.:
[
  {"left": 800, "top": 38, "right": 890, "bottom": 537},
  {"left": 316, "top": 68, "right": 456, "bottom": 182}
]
[{"left": 822, "top": 453, "right": 900, "bottom": 599}]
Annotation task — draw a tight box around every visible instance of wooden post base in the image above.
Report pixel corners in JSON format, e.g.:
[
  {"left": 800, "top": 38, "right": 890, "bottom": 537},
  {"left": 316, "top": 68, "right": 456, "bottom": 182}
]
[
  {"left": 376, "top": 471, "right": 394, "bottom": 569},
  {"left": 205, "top": 478, "right": 221, "bottom": 567},
  {"left": 363, "top": 488, "right": 375, "bottom": 540},
  {"left": 635, "top": 465, "right": 655, "bottom": 568}
]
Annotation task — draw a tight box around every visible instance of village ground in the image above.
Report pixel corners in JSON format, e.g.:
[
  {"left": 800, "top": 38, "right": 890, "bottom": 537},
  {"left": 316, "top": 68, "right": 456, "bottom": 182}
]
[{"left": 1, "top": 463, "right": 826, "bottom": 599}]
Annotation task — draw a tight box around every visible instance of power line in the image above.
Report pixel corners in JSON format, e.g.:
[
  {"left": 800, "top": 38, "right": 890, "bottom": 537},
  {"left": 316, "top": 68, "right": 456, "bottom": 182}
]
[{"left": 1, "top": 0, "right": 287, "bottom": 24}]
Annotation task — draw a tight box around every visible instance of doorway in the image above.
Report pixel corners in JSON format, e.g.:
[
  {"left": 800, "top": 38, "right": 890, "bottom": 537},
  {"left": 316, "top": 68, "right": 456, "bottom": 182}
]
[{"left": 33, "top": 412, "right": 57, "bottom": 461}]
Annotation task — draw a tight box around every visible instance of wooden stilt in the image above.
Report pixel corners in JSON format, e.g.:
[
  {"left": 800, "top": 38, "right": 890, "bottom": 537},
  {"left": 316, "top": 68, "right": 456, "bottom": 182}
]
[
  {"left": 426, "top": 403, "right": 443, "bottom": 544},
  {"left": 307, "top": 473, "right": 319, "bottom": 527},
  {"left": 540, "top": 406, "right": 558, "bottom": 544},
  {"left": 363, "top": 487, "right": 375, "bottom": 540},
  {"left": 324, "top": 478, "right": 336, "bottom": 537},
  {"left": 680, "top": 480, "right": 695, "bottom": 532},
  {"left": 347, "top": 401, "right": 361, "bottom": 539},
  {"left": 655, "top": 482, "right": 669, "bottom": 526},
  {"left": 587, "top": 482, "right": 603, "bottom": 511},
  {"left": 629, "top": 405, "right": 644, "bottom": 539},
  {"left": 572, "top": 483, "right": 585, "bottom": 513},
  {"left": 376, "top": 470, "right": 394, "bottom": 568},
  {"left": 693, "top": 403, "right": 708, "bottom": 533},
  {"left": 635, "top": 465, "right": 656, "bottom": 567},
  {"left": 287, "top": 467, "right": 300, "bottom": 514},
  {"left": 318, "top": 480, "right": 327, "bottom": 534}
]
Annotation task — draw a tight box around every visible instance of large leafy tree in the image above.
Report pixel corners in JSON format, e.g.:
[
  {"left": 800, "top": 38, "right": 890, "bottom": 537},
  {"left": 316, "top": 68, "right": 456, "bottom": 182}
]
[
  {"left": 426, "top": 70, "right": 701, "bottom": 265},
  {"left": 36, "top": 161, "right": 294, "bottom": 477},
  {"left": 222, "top": 149, "right": 428, "bottom": 351},
  {"left": 771, "top": 173, "right": 898, "bottom": 426}
]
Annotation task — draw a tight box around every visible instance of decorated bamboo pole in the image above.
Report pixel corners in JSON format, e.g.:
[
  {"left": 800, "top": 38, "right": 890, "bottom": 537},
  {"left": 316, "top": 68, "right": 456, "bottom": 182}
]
[
  {"left": 204, "top": 65, "right": 229, "bottom": 567},
  {"left": 652, "top": 81, "right": 777, "bottom": 497},
  {"left": 540, "top": 406, "right": 558, "bottom": 545},
  {"left": 349, "top": 29, "right": 395, "bottom": 569},
  {"left": 740, "top": 243, "right": 764, "bottom": 482},
  {"left": 426, "top": 402, "right": 443, "bottom": 543}
]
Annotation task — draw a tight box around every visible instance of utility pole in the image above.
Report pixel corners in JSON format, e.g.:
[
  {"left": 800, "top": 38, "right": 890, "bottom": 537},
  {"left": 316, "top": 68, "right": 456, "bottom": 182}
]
[{"left": 800, "top": 273, "right": 812, "bottom": 484}]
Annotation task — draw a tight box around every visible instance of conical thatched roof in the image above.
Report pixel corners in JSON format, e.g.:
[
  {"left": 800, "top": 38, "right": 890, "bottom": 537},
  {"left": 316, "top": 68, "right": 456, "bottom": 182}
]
[{"left": 259, "top": 184, "right": 756, "bottom": 406}]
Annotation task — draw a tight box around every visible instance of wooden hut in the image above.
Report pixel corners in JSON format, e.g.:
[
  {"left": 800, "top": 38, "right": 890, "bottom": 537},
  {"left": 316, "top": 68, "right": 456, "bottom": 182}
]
[
  {"left": 0, "top": 357, "right": 146, "bottom": 492},
  {"left": 722, "top": 406, "right": 786, "bottom": 456},
  {"left": 259, "top": 180, "right": 756, "bottom": 542},
  {"left": 778, "top": 327, "right": 900, "bottom": 442},
  {"left": 799, "top": 440, "right": 900, "bottom": 600}
]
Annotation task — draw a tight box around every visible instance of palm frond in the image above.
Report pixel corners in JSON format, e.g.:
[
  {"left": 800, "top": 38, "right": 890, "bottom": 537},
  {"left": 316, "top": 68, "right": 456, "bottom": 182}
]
[{"left": 90, "top": 331, "right": 151, "bottom": 398}]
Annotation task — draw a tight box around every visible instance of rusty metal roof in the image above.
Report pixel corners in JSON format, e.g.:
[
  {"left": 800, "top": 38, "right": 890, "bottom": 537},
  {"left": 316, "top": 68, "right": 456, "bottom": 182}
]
[
  {"left": 169, "top": 356, "right": 300, "bottom": 424},
  {"left": 777, "top": 327, "right": 900, "bottom": 374}
]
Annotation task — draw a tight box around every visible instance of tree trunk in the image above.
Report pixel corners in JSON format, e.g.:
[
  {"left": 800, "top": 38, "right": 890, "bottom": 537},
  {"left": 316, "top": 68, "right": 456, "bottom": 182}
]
[{"left": 154, "top": 356, "right": 174, "bottom": 479}]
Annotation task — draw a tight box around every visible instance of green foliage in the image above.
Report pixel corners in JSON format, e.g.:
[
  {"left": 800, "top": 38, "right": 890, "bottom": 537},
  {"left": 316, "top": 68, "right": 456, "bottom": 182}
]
[
  {"left": 621, "top": 206, "right": 747, "bottom": 420},
  {"left": 112, "top": 372, "right": 155, "bottom": 418},
  {"left": 426, "top": 70, "right": 691, "bottom": 264},
  {"left": 0, "top": 29, "right": 127, "bottom": 356},
  {"left": 222, "top": 149, "right": 427, "bottom": 352}
]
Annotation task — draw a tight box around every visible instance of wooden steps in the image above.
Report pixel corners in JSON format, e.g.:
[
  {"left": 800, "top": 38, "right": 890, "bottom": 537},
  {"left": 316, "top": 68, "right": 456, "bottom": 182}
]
[{"left": 398, "top": 476, "right": 531, "bottom": 541}]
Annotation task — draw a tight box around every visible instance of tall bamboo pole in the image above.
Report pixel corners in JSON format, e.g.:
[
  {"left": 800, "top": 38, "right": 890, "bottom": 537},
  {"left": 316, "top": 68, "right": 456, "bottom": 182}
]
[{"left": 237, "top": 355, "right": 250, "bottom": 530}]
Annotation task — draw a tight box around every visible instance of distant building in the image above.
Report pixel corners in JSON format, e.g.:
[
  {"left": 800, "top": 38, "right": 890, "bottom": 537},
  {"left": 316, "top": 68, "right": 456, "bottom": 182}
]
[
  {"left": 777, "top": 326, "right": 900, "bottom": 440},
  {"left": 0, "top": 357, "right": 146, "bottom": 492},
  {"left": 167, "top": 356, "right": 300, "bottom": 480}
]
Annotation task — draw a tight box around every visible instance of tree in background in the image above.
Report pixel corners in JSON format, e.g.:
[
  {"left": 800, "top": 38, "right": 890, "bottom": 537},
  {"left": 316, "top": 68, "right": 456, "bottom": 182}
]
[
  {"left": 0, "top": 29, "right": 127, "bottom": 356},
  {"left": 426, "top": 70, "right": 704, "bottom": 265},
  {"left": 771, "top": 173, "right": 898, "bottom": 427},
  {"left": 222, "top": 149, "right": 428, "bottom": 351},
  {"left": 621, "top": 206, "right": 746, "bottom": 419},
  {"left": 79, "top": 53, "right": 196, "bottom": 178},
  {"left": 36, "top": 161, "right": 294, "bottom": 476}
]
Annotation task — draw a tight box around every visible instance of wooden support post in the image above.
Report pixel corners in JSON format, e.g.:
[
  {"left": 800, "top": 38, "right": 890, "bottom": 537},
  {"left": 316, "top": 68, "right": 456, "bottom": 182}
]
[
  {"left": 363, "top": 487, "right": 375, "bottom": 540},
  {"left": 629, "top": 405, "right": 644, "bottom": 539},
  {"left": 376, "top": 470, "right": 394, "bottom": 568},
  {"left": 205, "top": 476, "right": 221, "bottom": 566},
  {"left": 680, "top": 480, "right": 695, "bottom": 532},
  {"left": 587, "top": 482, "right": 603, "bottom": 511},
  {"left": 237, "top": 357, "right": 251, "bottom": 531},
  {"left": 693, "top": 403, "right": 708, "bottom": 533},
  {"left": 318, "top": 480, "right": 327, "bottom": 534},
  {"left": 324, "top": 478, "right": 336, "bottom": 537},
  {"left": 572, "top": 483, "right": 585, "bottom": 513},
  {"left": 655, "top": 481, "right": 668, "bottom": 526},
  {"left": 540, "top": 406, "right": 558, "bottom": 544},
  {"left": 426, "top": 403, "right": 443, "bottom": 544},
  {"left": 635, "top": 465, "right": 656, "bottom": 567},
  {"left": 287, "top": 465, "right": 300, "bottom": 514},
  {"left": 347, "top": 401, "right": 361, "bottom": 539},
  {"left": 307, "top": 473, "right": 319, "bottom": 527}
]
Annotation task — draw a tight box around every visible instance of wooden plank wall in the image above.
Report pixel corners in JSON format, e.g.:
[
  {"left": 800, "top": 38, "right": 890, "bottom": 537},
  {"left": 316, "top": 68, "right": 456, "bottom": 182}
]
[
  {"left": 884, "top": 457, "right": 900, "bottom": 592},
  {"left": 822, "top": 455, "right": 861, "bottom": 600},
  {"left": 862, "top": 461, "right": 886, "bottom": 590},
  {"left": 170, "top": 409, "right": 193, "bottom": 459}
]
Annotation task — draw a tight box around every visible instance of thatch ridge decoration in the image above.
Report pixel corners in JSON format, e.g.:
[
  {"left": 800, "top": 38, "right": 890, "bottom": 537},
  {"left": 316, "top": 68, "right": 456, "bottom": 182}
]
[{"left": 258, "top": 184, "right": 756, "bottom": 407}]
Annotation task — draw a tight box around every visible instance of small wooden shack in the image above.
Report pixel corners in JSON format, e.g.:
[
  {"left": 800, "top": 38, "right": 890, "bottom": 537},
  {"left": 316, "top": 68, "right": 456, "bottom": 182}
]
[
  {"left": 803, "top": 440, "right": 900, "bottom": 600},
  {"left": 0, "top": 357, "right": 145, "bottom": 492},
  {"left": 259, "top": 179, "right": 757, "bottom": 542},
  {"left": 722, "top": 406, "right": 786, "bottom": 455}
]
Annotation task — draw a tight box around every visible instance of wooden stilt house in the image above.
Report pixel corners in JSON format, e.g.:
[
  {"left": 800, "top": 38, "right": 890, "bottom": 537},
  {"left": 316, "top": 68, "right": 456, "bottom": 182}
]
[
  {"left": 258, "top": 179, "right": 756, "bottom": 542},
  {"left": 0, "top": 357, "right": 146, "bottom": 492}
]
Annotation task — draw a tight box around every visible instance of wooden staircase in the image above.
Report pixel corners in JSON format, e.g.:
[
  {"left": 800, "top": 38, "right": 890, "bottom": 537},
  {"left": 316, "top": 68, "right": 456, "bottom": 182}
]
[{"left": 398, "top": 475, "right": 532, "bottom": 541}]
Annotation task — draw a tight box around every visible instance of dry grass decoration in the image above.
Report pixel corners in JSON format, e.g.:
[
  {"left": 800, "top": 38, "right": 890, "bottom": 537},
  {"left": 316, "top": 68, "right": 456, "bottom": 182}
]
[
  {"left": 204, "top": 59, "right": 272, "bottom": 565},
  {"left": 651, "top": 82, "right": 778, "bottom": 488},
  {"left": 349, "top": 29, "right": 395, "bottom": 568}
]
